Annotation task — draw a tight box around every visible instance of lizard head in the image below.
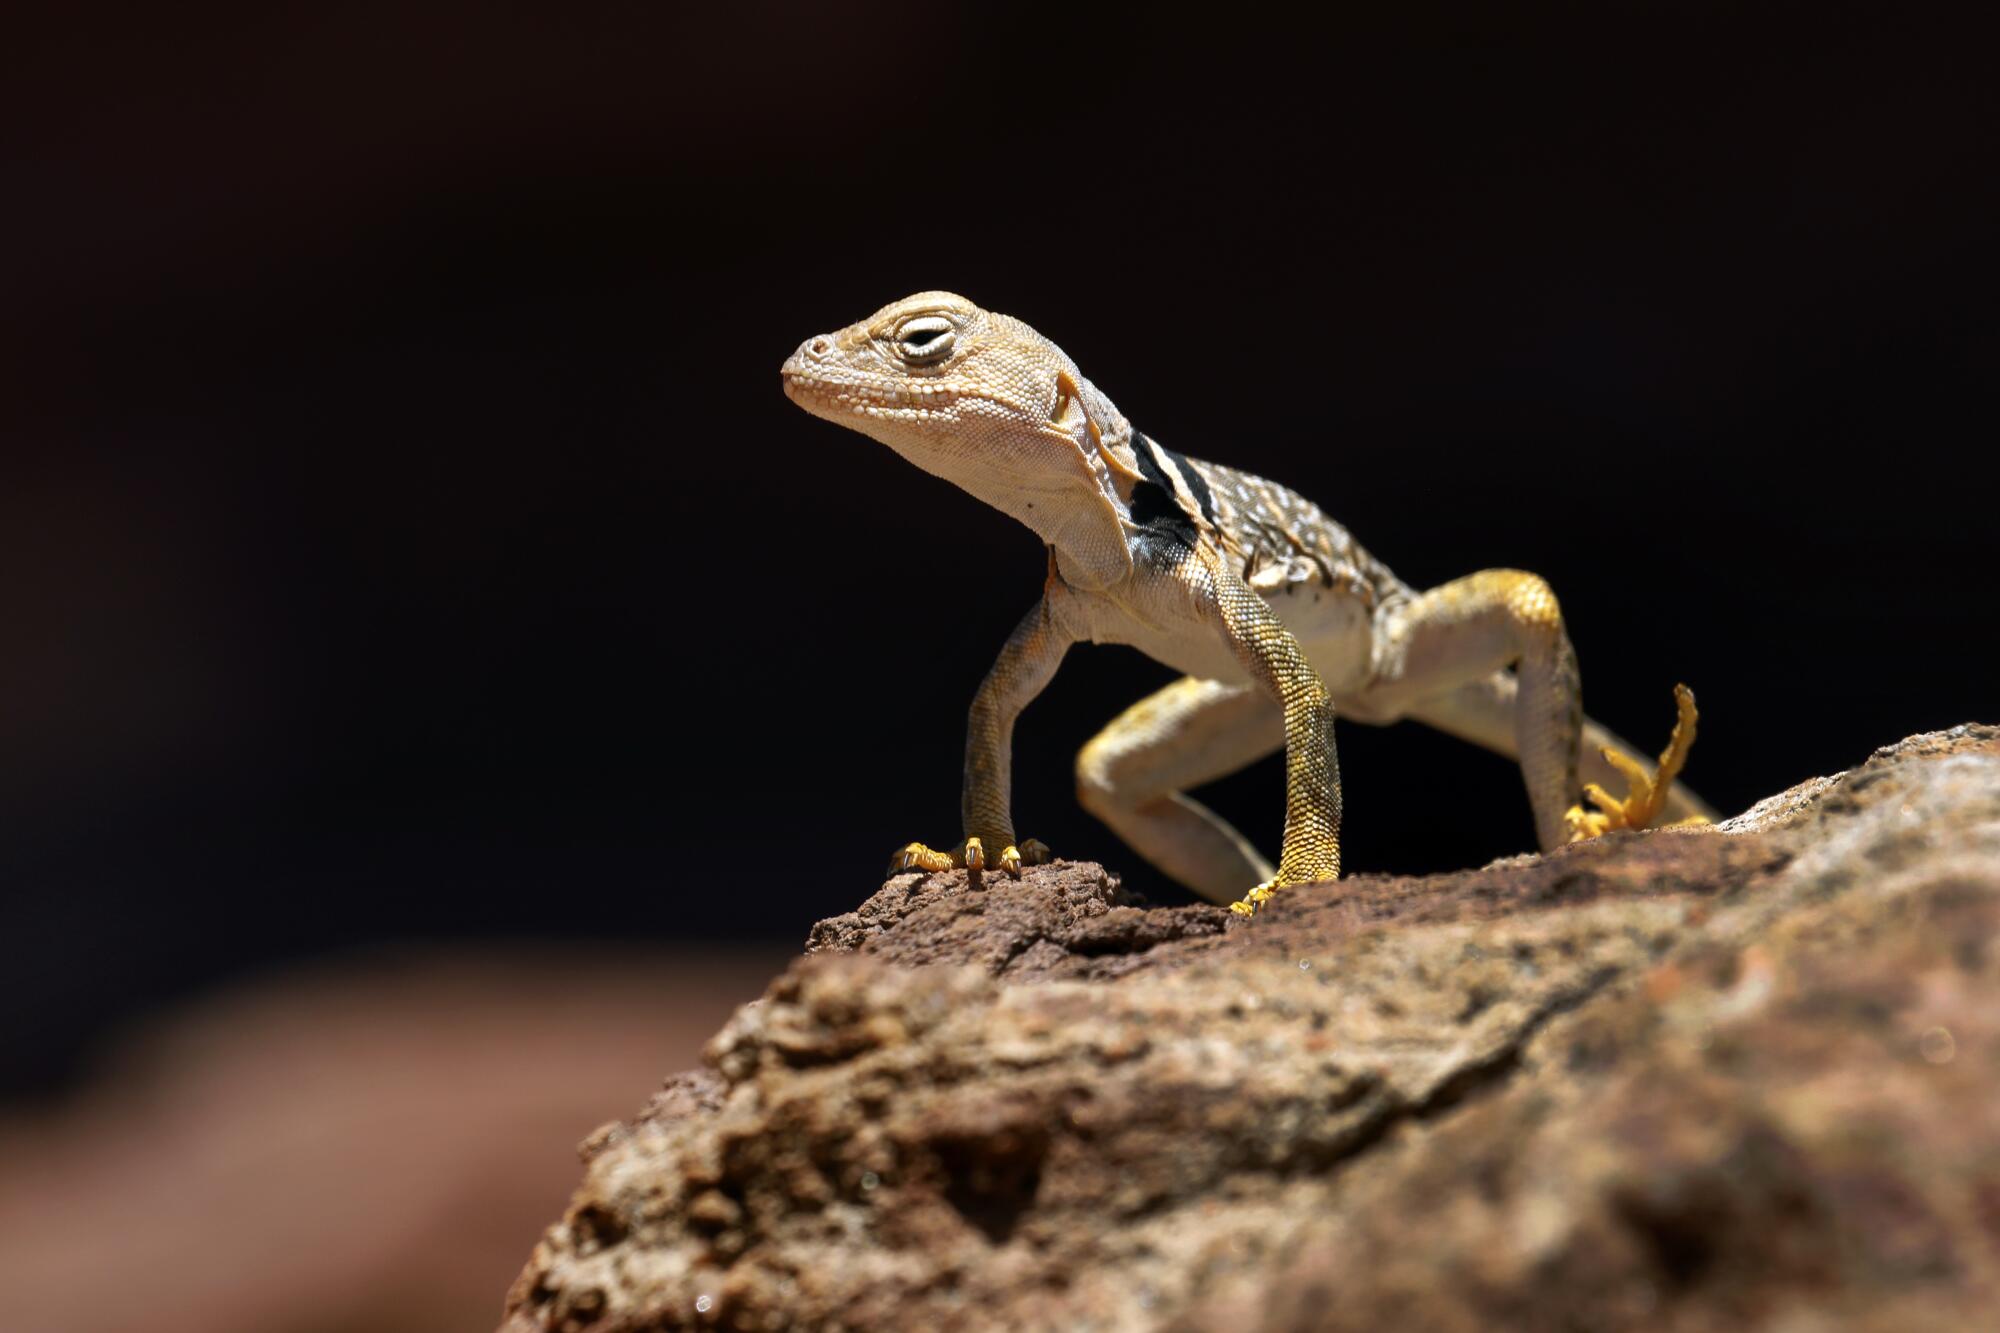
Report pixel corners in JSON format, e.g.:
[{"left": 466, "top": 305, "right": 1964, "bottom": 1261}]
[{"left": 782, "top": 291, "right": 1141, "bottom": 587}]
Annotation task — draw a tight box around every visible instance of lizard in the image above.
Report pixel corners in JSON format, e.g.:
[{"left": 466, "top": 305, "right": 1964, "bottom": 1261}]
[{"left": 780, "top": 291, "right": 1712, "bottom": 916}]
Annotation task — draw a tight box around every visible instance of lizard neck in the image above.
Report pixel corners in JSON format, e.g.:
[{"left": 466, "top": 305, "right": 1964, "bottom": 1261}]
[
  {"left": 1031, "top": 372, "right": 1147, "bottom": 591},
  {"left": 883, "top": 438, "right": 1138, "bottom": 592},
  {"left": 905, "top": 364, "right": 1146, "bottom": 592}
]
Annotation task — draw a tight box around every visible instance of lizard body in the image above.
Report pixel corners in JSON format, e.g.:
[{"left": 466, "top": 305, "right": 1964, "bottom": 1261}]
[{"left": 782, "top": 292, "right": 1709, "bottom": 914}]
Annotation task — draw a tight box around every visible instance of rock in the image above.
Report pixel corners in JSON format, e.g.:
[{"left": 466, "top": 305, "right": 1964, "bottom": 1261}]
[{"left": 501, "top": 726, "right": 2000, "bottom": 1332}]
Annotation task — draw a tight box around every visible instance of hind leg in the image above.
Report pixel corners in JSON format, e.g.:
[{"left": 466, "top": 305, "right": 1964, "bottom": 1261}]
[
  {"left": 1409, "top": 672, "right": 1716, "bottom": 825},
  {"left": 1355, "top": 570, "right": 1704, "bottom": 849},
  {"left": 1349, "top": 570, "right": 1584, "bottom": 851},
  {"left": 1075, "top": 676, "right": 1284, "bottom": 904}
]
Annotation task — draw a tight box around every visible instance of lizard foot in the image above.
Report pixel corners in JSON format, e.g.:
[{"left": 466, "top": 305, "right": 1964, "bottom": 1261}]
[
  {"left": 1228, "top": 880, "right": 1281, "bottom": 918},
  {"left": 1565, "top": 683, "right": 1709, "bottom": 841},
  {"left": 887, "top": 836, "right": 1051, "bottom": 879}
]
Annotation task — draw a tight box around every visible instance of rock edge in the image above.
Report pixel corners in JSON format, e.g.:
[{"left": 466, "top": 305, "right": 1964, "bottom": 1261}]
[{"left": 503, "top": 725, "right": 2000, "bottom": 1332}]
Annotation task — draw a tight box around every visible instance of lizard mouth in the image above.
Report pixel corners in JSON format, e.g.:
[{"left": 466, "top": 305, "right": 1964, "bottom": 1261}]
[{"left": 781, "top": 365, "right": 961, "bottom": 423}]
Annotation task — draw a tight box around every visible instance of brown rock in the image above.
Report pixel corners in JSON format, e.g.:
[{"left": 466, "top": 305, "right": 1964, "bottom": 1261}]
[{"left": 502, "top": 725, "right": 2000, "bottom": 1331}]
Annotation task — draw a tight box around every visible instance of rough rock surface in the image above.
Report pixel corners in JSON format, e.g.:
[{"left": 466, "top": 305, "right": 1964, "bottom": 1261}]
[{"left": 502, "top": 726, "right": 2000, "bottom": 1332}]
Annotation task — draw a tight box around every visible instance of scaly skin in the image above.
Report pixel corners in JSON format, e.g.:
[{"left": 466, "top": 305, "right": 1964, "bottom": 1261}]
[{"left": 782, "top": 292, "right": 1709, "bottom": 916}]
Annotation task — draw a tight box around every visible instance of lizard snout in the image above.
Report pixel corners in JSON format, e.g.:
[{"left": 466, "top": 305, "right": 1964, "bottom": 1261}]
[{"left": 781, "top": 335, "right": 829, "bottom": 372}]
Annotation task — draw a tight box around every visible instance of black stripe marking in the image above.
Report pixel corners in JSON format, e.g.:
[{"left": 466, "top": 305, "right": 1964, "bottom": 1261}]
[
  {"left": 1154, "top": 440, "right": 1216, "bottom": 525},
  {"left": 1128, "top": 430, "right": 1198, "bottom": 547}
]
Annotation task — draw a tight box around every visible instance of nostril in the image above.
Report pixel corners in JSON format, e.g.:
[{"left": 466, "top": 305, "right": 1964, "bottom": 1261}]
[{"left": 808, "top": 336, "right": 831, "bottom": 356}]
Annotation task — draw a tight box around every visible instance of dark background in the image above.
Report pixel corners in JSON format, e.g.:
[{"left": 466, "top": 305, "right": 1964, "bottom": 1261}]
[{"left": 3, "top": 2, "right": 1993, "bottom": 1094}]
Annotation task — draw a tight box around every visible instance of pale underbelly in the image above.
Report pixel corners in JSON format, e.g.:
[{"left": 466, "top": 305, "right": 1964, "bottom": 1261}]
[
  {"left": 1270, "top": 579, "right": 1377, "bottom": 694},
  {"left": 1080, "top": 579, "right": 1379, "bottom": 696}
]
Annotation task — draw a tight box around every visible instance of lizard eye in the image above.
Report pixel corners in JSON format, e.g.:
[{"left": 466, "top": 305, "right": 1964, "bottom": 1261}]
[{"left": 896, "top": 316, "right": 955, "bottom": 364}]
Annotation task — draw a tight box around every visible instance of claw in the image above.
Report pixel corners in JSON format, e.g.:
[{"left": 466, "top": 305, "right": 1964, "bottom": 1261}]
[
  {"left": 886, "top": 835, "right": 1052, "bottom": 880},
  {"left": 888, "top": 842, "right": 956, "bottom": 875},
  {"left": 1229, "top": 880, "right": 1280, "bottom": 918},
  {"left": 1566, "top": 683, "right": 1705, "bottom": 841},
  {"left": 996, "top": 837, "right": 1054, "bottom": 877}
]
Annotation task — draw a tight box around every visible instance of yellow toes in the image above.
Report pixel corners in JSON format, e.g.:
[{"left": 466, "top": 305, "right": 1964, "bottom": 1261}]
[
  {"left": 1566, "top": 683, "right": 1706, "bottom": 842},
  {"left": 1229, "top": 881, "right": 1280, "bottom": 918},
  {"left": 888, "top": 842, "right": 956, "bottom": 874},
  {"left": 887, "top": 836, "right": 1053, "bottom": 879},
  {"left": 997, "top": 839, "right": 1053, "bottom": 877}
]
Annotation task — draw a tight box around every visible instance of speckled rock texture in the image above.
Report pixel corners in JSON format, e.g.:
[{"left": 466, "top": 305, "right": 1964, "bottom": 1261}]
[{"left": 502, "top": 726, "right": 2000, "bottom": 1332}]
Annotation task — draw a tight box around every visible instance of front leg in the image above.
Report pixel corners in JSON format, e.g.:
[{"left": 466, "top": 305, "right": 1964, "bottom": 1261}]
[
  {"left": 889, "top": 579, "right": 1075, "bottom": 879},
  {"left": 1188, "top": 543, "right": 1342, "bottom": 915}
]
